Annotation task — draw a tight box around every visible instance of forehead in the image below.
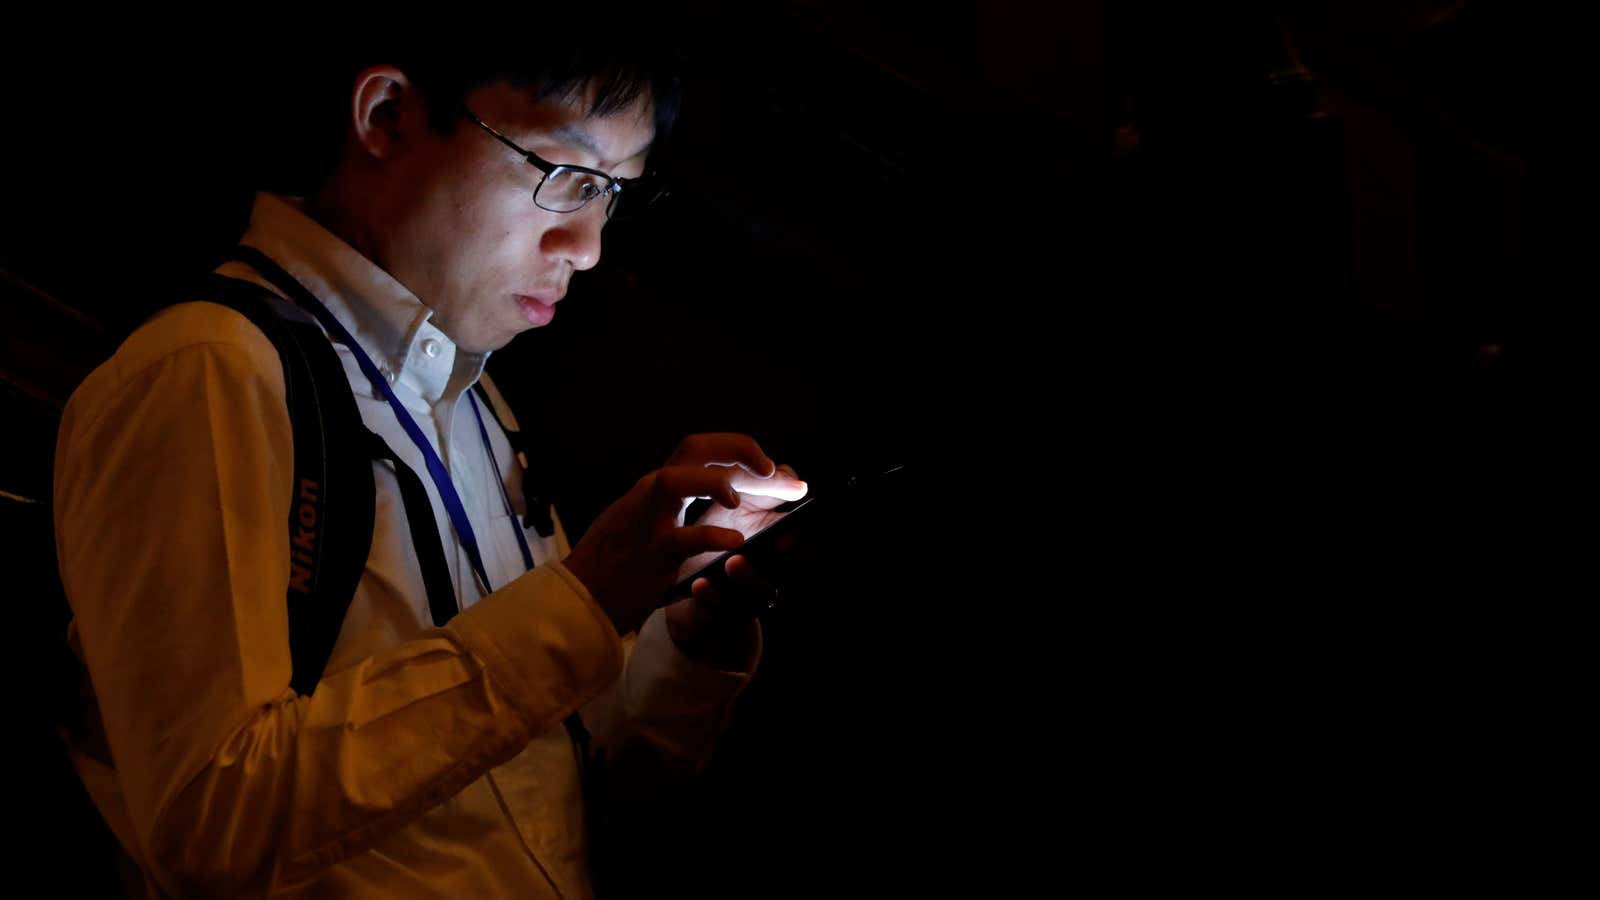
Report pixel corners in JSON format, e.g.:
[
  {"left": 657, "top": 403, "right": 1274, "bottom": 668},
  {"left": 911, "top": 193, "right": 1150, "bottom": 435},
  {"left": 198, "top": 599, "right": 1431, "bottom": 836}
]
[{"left": 463, "top": 80, "right": 656, "bottom": 165}]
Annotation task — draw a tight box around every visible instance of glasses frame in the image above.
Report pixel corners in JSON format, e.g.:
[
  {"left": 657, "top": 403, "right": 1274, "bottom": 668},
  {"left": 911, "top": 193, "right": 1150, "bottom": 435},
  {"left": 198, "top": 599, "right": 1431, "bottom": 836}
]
[{"left": 460, "top": 104, "right": 661, "bottom": 220}]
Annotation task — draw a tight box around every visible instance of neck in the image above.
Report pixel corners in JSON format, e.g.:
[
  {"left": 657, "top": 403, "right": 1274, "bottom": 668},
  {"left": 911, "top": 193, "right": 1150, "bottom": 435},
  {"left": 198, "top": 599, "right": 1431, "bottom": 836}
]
[{"left": 305, "top": 175, "right": 384, "bottom": 274}]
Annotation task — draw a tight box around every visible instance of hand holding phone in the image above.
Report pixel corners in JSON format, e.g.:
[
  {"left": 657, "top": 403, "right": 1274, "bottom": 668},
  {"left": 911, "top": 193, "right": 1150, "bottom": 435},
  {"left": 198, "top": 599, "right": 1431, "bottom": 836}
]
[{"left": 667, "top": 463, "right": 906, "bottom": 610}]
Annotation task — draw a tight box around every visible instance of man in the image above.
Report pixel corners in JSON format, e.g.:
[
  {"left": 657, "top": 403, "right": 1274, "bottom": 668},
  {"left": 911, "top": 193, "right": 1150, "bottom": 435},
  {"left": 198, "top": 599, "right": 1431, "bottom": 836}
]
[{"left": 53, "top": 25, "right": 806, "bottom": 899}]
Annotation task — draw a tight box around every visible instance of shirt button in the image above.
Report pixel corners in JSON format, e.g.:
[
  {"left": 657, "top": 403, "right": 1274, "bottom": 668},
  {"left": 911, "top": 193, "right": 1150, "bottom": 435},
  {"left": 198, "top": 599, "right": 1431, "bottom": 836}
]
[
  {"left": 422, "top": 339, "right": 442, "bottom": 359},
  {"left": 384, "top": 367, "right": 398, "bottom": 384}
]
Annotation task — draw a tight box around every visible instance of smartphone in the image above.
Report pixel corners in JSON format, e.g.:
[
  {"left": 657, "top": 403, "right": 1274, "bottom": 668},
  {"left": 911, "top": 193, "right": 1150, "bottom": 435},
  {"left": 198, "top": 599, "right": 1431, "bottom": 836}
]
[{"left": 667, "top": 463, "right": 905, "bottom": 604}]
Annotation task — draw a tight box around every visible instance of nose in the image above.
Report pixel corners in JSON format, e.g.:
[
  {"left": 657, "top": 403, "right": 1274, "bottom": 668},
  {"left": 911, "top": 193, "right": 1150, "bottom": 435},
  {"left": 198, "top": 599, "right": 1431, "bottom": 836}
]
[{"left": 541, "top": 201, "right": 607, "bottom": 272}]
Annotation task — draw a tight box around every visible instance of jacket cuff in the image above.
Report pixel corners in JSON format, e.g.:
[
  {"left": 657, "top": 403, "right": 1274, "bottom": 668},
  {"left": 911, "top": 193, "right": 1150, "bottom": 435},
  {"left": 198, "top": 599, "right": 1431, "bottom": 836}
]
[
  {"left": 618, "top": 611, "right": 762, "bottom": 761},
  {"left": 448, "top": 561, "right": 623, "bottom": 733}
]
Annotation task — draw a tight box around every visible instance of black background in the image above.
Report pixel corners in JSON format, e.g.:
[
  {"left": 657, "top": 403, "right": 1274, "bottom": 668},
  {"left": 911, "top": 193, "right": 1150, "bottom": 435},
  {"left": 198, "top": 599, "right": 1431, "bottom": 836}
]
[{"left": 4, "top": 2, "right": 1583, "bottom": 894}]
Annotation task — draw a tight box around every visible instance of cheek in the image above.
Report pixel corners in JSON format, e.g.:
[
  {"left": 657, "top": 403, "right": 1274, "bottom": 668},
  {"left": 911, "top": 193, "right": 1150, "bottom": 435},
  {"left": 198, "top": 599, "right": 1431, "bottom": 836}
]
[
  {"left": 476, "top": 219, "right": 541, "bottom": 284},
  {"left": 399, "top": 161, "right": 553, "bottom": 294},
  {"left": 422, "top": 182, "right": 527, "bottom": 279},
  {"left": 474, "top": 201, "right": 561, "bottom": 274}
]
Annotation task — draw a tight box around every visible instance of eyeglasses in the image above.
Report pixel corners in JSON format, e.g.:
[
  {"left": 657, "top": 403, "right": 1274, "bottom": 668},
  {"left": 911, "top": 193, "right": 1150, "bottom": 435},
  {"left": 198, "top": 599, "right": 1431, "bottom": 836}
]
[{"left": 461, "top": 105, "right": 665, "bottom": 221}]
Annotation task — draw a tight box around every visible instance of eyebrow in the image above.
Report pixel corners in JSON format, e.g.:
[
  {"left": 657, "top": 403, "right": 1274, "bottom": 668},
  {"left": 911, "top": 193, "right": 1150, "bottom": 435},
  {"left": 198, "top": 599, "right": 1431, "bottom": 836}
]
[{"left": 549, "top": 123, "right": 654, "bottom": 170}]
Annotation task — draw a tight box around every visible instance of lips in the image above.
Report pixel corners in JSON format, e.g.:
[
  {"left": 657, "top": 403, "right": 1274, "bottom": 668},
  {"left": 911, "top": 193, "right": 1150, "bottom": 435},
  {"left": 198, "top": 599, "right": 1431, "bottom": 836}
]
[{"left": 515, "top": 293, "right": 559, "bottom": 326}]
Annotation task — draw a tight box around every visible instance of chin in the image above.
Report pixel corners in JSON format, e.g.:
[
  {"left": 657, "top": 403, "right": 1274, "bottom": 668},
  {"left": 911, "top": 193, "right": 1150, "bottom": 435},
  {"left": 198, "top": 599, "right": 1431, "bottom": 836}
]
[{"left": 474, "top": 327, "right": 524, "bottom": 354}]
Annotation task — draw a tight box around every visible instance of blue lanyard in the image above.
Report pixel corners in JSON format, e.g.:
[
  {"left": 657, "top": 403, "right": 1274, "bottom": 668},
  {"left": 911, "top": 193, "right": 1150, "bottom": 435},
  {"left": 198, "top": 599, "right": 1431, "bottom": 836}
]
[{"left": 249, "top": 254, "right": 532, "bottom": 596}]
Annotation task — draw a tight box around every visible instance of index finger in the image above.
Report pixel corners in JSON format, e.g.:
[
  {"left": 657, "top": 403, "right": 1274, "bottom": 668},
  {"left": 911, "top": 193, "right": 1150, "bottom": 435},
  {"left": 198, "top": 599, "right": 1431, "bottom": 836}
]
[
  {"left": 654, "top": 465, "right": 742, "bottom": 510},
  {"left": 667, "top": 433, "right": 776, "bottom": 477}
]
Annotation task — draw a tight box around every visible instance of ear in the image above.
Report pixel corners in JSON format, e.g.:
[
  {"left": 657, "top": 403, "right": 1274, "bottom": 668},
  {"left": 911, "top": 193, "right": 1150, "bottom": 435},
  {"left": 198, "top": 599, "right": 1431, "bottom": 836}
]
[{"left": 346, "top": 64, "right": 429, "bottom": 163}]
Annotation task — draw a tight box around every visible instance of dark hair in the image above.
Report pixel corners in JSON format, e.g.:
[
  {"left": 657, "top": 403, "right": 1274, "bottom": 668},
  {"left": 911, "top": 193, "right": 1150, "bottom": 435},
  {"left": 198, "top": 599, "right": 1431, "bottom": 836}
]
[{"left": 285, "top": 13, "right": 685, "bottom": 192}]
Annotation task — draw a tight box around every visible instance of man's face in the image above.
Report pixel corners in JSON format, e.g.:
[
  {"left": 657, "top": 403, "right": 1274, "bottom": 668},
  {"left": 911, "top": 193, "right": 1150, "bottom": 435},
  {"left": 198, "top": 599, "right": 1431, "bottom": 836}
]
[{"left": 367, "top": 79, "right": 655, "bottom": 353}]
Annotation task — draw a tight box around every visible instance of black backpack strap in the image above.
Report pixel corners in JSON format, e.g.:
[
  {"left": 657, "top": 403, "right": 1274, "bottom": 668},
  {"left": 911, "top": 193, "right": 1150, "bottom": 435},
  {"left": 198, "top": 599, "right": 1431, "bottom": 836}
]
[
  {"left": 364, "top": 430, "right": 461, "bottom": 628},
  {"left": 471, "top": 378, "right": 556, "bottom": 537},
  {"left": 214, "top": 254, "right": 464, "bottom": 633},
  {"left": 192, "top": 274, "right": 376, "bottom": 696}
]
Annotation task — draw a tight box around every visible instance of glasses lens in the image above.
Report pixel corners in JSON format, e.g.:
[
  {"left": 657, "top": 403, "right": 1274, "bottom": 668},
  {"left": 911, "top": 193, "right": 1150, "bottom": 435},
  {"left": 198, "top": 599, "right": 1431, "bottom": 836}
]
[{"left": 536, "top": 167, "right": 612, "bottom": 213}]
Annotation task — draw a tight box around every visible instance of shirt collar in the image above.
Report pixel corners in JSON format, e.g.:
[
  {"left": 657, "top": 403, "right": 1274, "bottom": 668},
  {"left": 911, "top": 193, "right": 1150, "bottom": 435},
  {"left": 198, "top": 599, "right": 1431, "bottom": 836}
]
[{"left": 235, "top": 192, "right": 488, "bottom": 406}]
